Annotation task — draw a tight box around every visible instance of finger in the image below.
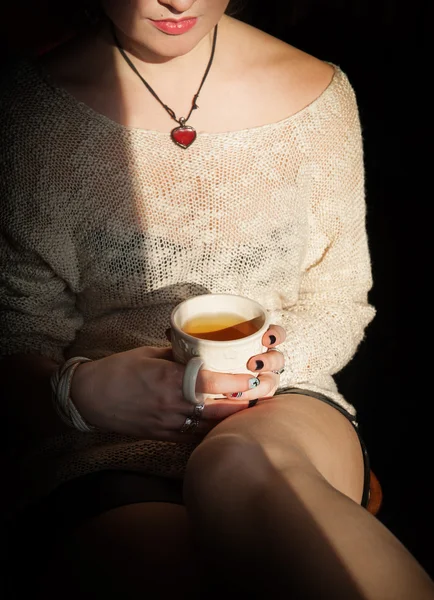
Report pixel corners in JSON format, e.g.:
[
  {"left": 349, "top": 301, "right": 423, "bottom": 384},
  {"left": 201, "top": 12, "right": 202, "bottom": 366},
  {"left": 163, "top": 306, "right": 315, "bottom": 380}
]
[
  {"left": 196, "top": 370, "right": 264, "bottom": 396},
  {"left": 222, "top": 372, "right": 278, "bottom": 402},
  {"left": 262, "top": 324, "right": 286, "bottom": 348},
  {"left": 170, "top": 419, "right": 218, "bottom": 444},
  {"left": 171, "top": 407, "right": 228, "bottom": 441},
  {"left": 172, "top": 397, "right": 255, "bottom": 442},
  {"left": 246, "top": 350, "right": 285, "bottom": 374},
  {"left": 170, "top": 395, "right": 255, "bottom": 435},
  {"left": 176, "top": 392, "right": 274, "bottom": 442},
  {"left": 199, "top": 397, "right": 253, "bottom": 420}
]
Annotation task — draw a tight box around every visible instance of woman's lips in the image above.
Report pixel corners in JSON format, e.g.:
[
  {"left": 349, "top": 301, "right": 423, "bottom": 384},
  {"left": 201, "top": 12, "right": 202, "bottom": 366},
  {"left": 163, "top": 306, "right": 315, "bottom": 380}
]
[{"left": 150, "top": 18, "right": 198, "bottom": 35}]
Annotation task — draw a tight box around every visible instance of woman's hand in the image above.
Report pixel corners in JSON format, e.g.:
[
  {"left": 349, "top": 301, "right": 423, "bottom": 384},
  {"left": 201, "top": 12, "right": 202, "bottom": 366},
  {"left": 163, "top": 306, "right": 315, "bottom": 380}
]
[
  {"left": 70, "top": 324, "right": 286, "bottom": 442},
  {"left": 221, "top": 323, "right": 287, "bottom": 402}
]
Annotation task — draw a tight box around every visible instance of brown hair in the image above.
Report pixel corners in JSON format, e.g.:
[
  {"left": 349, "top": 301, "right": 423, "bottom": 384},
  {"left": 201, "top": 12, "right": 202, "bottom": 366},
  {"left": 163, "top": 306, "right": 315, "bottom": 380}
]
[{"left": 225, "top": 0, "right": 248, "bottom": 16}]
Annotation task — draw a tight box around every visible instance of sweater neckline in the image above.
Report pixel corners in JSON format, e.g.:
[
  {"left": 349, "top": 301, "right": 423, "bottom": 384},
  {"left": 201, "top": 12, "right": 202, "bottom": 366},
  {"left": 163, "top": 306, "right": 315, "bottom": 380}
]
[{"left": 32, "top": 59, "right": 340, "bottom": 138}]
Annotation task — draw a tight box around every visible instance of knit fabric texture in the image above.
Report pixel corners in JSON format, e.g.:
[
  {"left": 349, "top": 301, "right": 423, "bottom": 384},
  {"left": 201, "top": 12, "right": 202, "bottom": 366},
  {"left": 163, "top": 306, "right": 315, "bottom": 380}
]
[{"left": 0, "top": 59, "right": 376, "bottom": 509}]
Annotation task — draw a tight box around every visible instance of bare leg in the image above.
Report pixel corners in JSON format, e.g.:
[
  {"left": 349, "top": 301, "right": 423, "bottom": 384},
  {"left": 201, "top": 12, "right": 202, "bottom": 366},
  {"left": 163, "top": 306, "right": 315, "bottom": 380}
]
[{"left": 184, "top": 394, "right": 434, "bottom": 599}]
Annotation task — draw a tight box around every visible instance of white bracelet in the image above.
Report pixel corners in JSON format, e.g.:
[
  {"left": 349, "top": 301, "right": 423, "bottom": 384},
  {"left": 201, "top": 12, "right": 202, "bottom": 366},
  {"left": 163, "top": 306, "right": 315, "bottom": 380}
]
[{"left": 50, "top": 356, "right": 95, "bottom": 433}]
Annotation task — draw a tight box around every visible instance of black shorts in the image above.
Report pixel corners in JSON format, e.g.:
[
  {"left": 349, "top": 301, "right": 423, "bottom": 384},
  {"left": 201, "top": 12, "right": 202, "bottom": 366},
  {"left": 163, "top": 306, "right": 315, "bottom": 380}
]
[{"left": 7, "top": 389, "right": 370, "bottom": 548}]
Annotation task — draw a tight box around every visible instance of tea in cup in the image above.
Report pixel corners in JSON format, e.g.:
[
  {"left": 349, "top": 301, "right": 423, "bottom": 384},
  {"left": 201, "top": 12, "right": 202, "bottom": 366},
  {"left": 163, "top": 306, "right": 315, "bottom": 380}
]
[{"left": 170, "top": 293, "right": 270, "bottom": 403}]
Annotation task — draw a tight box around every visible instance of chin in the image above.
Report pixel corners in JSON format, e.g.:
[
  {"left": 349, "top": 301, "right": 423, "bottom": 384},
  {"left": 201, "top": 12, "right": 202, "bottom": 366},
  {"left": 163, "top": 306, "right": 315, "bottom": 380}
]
[
  {"left": 137, "top": 23, "right": 213, "bottom": 60},
  {"left": 146, "top": 38, "right": 201, "bottom": 60}
]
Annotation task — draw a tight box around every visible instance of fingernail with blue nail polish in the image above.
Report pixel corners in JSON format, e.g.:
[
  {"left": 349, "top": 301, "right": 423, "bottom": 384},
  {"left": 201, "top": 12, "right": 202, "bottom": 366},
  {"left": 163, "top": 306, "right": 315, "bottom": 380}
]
[
  {"left": 269, "top": 334, "right": 276, "bottom": 345},
  {"left": 248, "top": 377, "right": 260, "bottom": 389},
  {"left": 255, "top": 360, "right": 264, "bottom": 370},
  {"left": 248, "top": 399, "right": 258, "bottom": 408}
]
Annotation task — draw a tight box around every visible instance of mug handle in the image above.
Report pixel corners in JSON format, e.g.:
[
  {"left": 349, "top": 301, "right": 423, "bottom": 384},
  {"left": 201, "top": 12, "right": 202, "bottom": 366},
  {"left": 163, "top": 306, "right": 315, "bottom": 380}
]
[{"left": 182, "top": 356, "right": 205, "bottom": 405}]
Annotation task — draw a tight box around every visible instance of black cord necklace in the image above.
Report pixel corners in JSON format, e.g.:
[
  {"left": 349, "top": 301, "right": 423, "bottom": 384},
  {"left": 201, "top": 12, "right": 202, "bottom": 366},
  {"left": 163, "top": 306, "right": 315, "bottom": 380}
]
[{"left": 110, "top": 21, "right": 218, "bottom": 149}]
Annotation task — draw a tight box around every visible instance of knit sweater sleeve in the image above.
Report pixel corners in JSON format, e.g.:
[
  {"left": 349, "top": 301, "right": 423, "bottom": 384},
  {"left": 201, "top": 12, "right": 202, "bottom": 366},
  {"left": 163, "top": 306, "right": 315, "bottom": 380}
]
[
  {"left": 271, "top": 81, "right": 376, "bottom": 386},
  {"left": 0, "top": 65, "right": 83, "bottom": 363},
  {"left": 0, "top": 230, "right": 83, "bottom": 363}
]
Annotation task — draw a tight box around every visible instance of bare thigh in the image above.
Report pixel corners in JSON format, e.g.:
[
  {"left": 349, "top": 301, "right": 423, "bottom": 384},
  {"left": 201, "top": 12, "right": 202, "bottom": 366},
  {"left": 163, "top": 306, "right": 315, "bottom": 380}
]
[
  {"left": 203, "top": 393, "right": 365, "bottom": 504},
  {"left": 36, "top": 502, "right": 199, "bottom": 600}
]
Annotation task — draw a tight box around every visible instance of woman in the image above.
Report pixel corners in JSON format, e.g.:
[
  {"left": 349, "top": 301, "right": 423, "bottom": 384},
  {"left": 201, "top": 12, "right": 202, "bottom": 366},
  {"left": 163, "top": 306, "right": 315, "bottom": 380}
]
[{"left": 1, "top": 1, "right": 433, "bottom": 598}]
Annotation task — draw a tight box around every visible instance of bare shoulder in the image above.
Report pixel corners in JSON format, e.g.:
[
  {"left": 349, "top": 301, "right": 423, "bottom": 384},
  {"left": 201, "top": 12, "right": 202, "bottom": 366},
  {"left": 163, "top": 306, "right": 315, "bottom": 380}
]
[{"left": 222, "top": 16, "right": 336, "bottom": 122}]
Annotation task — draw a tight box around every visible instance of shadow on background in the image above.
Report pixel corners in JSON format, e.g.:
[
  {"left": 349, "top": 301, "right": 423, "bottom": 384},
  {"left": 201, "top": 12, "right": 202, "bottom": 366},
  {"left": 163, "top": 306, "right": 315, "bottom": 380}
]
[
  {"left": 243, "top": 0, "right": 431, "bottom": 577},
  {"left": 0, "top": 0, "right": 431, "bottom": 580}
]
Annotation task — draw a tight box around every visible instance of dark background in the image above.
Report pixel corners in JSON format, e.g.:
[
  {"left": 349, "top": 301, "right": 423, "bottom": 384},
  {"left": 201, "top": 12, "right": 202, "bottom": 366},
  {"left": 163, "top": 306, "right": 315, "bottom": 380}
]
[{"left": 1, "top": 0, "right": 431, "bottom": 579}]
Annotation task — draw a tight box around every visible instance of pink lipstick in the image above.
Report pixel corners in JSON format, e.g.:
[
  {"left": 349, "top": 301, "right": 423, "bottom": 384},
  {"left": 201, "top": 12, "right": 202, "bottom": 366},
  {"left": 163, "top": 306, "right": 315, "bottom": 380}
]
[{"left": 150, "top": 18, "right": 197, "bottom": 35}]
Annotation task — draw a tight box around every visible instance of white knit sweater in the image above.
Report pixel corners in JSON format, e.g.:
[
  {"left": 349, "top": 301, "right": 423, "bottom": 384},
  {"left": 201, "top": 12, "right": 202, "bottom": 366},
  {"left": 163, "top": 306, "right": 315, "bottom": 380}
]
[{"left": 0, "top": 59, "right": 375, "bottom": 507}]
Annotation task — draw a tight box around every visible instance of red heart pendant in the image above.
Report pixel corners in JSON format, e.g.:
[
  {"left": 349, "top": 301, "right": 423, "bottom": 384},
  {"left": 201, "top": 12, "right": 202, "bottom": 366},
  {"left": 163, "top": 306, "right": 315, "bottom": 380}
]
[{"left": 171, "top": 125, "right": 197, "bottom": 149}]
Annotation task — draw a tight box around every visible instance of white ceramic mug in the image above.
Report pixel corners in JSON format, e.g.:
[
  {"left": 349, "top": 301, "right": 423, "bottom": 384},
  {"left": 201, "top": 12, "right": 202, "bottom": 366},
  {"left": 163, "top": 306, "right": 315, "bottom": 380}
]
[{"left": 170, "top": 293, "right": 270, "bottom": 404}]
